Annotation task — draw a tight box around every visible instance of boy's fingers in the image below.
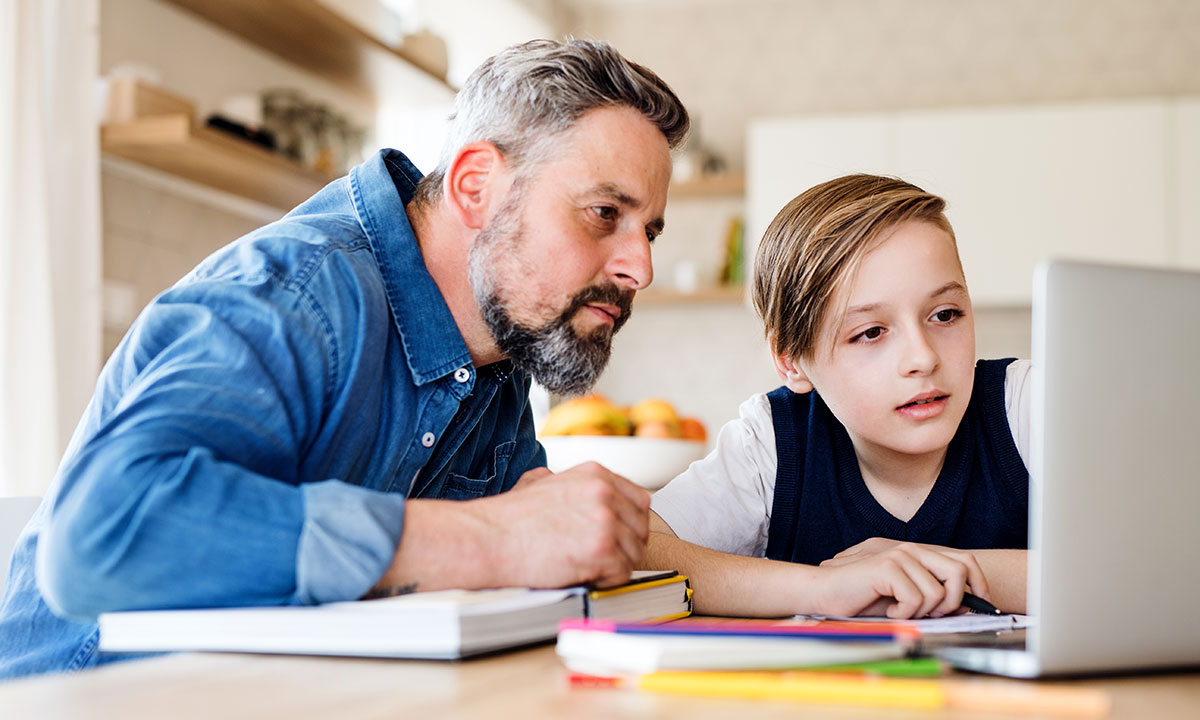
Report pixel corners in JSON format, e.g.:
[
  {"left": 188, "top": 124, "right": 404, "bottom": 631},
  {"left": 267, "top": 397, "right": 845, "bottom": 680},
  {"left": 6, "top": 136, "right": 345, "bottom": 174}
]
[
  {"left": 895, "top": 553, "right": 951, "bottom": 618},
  {"left": 820, "top": 554, "right": 856, "bottom": 568},
  {"left": 927, "top": 555, "right": 968, "bottom": 617},
  {"left": 960, "top": 554, "right": 991, "bottom": 601},
  {"left": 876, "top": 560, "right": 926, "bottom": 619},
  {"left": 932, "top": 548, "right": 991, "bottom": 604}
]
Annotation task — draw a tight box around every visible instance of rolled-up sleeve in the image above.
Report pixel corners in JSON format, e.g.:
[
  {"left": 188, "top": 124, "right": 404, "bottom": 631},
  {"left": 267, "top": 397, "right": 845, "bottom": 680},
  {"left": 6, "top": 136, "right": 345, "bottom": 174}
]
[
  {"left": 296, "top": 481, "right": 406, "bottom": 604},
  {"left": 37, "top": 271, "right": 403, "bottom": 618}
]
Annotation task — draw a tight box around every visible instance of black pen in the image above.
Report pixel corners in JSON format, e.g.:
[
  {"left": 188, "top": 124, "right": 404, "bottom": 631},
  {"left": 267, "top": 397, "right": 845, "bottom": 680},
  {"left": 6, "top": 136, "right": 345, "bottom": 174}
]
[{"left": 961, "top": 591, "right": 1003, "bottom": 615}]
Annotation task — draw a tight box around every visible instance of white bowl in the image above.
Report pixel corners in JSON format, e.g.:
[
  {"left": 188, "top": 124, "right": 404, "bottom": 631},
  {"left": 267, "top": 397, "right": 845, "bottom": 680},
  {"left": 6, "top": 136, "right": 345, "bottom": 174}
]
[{"left": 540, "top": 435, "right": 707, "bottom": 490}]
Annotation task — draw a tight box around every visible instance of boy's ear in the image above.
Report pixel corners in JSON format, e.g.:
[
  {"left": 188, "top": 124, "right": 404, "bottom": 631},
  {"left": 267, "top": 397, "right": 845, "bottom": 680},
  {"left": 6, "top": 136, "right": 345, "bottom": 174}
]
[
  {"left": 772, "top": 352, "right": 814, "bottom": 394},
  {"left": 443, "top": 141, "right": 508, "bottom": 231}
]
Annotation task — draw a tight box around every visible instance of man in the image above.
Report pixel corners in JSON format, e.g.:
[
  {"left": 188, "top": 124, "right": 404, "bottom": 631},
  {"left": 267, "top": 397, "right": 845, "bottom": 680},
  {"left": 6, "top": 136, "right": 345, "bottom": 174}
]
[{"left": 0, "top": 39, "right": 689, "bottom": 679}]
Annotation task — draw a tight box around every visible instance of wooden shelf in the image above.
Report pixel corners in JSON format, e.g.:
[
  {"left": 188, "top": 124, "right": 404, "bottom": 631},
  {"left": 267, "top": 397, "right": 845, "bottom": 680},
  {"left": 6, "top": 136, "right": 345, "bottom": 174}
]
[
  {"left": 635, "top": 285, "right": 746, "bottom": 305},
  {"left": 101, "top": 115, "right": 334, "bottom": 210},
  {"left": 159, "top": 0, "right": 455, "bottom": 100},
  {"left": 669, "top": 173, "right": 745, "bottom": 198}
]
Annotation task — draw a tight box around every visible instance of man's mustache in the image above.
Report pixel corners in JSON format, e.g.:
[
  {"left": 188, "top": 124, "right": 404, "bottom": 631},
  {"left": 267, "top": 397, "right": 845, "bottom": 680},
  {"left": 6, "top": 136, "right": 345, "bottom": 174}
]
[{"left": 558, "top": 283, "right": 634, "bottom": 332}]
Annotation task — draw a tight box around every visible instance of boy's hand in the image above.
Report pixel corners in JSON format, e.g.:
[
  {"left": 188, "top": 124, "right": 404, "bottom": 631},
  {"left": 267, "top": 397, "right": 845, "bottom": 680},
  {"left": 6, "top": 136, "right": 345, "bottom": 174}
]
[
  {"left": 814, "top": 541, "right": 991, "bottom": 619},
  {"left": 823, "top": 538, "right": 987, "bottom": 578}
]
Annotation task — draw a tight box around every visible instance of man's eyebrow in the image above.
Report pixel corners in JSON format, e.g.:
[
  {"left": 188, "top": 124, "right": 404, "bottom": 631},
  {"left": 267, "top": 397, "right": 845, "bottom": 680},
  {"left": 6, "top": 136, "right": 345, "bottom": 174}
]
[{"left": 586, "top": 182, "right": 642, "bottom": 208}]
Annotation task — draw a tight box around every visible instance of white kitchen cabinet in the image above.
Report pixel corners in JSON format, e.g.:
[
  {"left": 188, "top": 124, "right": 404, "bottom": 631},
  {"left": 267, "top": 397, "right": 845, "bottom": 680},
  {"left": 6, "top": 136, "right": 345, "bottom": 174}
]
[
  {"left": 745, "top": 115, "right": 888, "bottom": 257},
  {"left": 1179, "top": 99, "right": 1200, "bottom": 271},
  {"left": 748, "top": 98, "right": 1193, "bottom": 305}
]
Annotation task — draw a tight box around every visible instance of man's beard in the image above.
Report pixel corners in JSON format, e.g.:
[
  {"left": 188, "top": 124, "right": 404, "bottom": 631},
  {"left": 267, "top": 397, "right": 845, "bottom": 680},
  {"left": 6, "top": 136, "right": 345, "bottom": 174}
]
[{"left": 468, "top": 198, "right": 633, "bottom": 396}]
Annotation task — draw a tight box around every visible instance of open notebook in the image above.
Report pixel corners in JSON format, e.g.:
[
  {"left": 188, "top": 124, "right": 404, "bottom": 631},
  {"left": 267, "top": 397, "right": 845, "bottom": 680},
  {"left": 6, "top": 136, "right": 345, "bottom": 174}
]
[{"left": 98, "top": 571, "right": 691, "bottom": 660}]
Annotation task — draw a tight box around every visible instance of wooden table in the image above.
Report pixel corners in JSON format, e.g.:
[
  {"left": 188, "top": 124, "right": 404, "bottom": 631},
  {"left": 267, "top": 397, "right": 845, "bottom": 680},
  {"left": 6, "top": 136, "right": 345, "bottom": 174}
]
[{"left": 1, "top": 644, "right": 1198, "bottom": 719}]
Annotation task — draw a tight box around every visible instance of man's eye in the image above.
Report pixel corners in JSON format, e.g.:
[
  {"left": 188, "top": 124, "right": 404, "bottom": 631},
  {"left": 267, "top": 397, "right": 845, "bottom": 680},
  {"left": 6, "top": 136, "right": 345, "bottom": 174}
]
[
  {"left": 645, "top": 229, "right": 658, "bottom": 243},
  {"left": 591, "top": 206, "right": 618, "bottom": 222}
]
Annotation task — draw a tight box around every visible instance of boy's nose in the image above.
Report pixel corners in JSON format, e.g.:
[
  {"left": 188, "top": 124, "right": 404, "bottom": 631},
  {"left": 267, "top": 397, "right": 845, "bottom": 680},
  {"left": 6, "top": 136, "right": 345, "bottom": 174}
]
[{"left": 901, "top": 330, "right": 940, "bottom": 376}]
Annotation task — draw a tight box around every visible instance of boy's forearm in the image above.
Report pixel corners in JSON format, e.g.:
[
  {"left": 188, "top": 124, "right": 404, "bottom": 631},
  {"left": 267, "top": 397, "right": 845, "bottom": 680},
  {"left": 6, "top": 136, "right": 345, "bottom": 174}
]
[
  {"left": 644, "top": 531, "right": 825, "bottom": 617},
  {"left": 972, "top": 549, "right": 1027, "bottom": 614}
]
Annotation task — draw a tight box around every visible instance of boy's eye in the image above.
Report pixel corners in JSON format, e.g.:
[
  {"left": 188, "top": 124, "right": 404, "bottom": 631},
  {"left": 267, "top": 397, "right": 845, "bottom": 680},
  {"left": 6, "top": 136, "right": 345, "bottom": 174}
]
[
  {"left": 645, "top": 228, "right": 659, "bottom": 244},
  {"left": 851, "top": 326, "right": 885, "bottom": 343},
  {"left": 932, "top": 308, "right": 964, "bottom": 323}
]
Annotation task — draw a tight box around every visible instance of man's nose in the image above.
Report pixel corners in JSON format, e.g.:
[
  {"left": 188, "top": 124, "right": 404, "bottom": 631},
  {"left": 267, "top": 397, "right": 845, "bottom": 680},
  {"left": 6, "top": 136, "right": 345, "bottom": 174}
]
[{"left": 607, "top": 228, "right": 653, "bottom": 291}]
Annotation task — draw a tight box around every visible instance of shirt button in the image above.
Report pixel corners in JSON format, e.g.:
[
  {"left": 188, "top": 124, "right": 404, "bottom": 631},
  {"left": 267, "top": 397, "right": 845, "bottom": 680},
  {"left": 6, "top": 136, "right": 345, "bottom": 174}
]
[
  {"left": 454, "top": 367, "right": 471, "bottom": 383},
  {"left": 421, "top": 432, "right": 435, "bottom": 448}
]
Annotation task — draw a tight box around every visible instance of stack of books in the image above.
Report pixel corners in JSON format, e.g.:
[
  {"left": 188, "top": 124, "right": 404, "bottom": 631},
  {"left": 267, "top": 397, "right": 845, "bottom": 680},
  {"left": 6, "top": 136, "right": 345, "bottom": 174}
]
[
  {"left": 98, "top": 570, "right": 691, "bottom": 660},
  {"left": 556, "top": 617, "right": 915, "bottom": 675}
]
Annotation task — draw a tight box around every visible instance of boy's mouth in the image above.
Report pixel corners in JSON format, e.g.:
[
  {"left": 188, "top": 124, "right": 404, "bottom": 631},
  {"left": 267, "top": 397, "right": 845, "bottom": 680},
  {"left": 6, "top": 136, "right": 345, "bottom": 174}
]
[
  {"left": 896, "top": 391, "right": 950, "bottom": 412},
  {"left": 897, "top": 395, "right": 948, "bottom": 409},
  {"left": 896, "top": 392, "right": 950, "bottom": 420}
]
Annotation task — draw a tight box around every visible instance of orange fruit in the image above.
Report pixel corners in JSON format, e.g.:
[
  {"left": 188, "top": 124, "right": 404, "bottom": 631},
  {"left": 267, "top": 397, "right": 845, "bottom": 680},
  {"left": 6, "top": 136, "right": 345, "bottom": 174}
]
[
  {"left": 679, "top": 417, "right": 707, "bottom": 443},
  {"left": 634, "top": 419, "right": 682, "bottom": 439},
  {"left": 628, "top": 398, "right": 680, "bottom": 426}
]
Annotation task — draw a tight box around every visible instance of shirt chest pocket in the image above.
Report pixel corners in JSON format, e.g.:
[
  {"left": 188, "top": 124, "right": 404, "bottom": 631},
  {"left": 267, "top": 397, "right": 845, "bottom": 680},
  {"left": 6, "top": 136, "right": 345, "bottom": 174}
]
[{"left": 442, "top": 440, "right": 517, "bottom": 500}]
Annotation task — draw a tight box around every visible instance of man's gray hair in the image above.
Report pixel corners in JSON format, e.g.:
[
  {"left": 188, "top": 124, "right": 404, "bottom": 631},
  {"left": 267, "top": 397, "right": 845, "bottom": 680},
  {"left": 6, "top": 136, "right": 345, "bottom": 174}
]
[{"left": 413, "top": 38, "right": 690, "bottom": 206}]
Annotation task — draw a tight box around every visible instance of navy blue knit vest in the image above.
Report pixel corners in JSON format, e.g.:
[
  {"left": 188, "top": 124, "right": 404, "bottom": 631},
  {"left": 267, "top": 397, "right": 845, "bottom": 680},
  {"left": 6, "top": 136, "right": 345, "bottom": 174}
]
[{"left": 764, "top": 359, "right": 1028, "bottom": 565}]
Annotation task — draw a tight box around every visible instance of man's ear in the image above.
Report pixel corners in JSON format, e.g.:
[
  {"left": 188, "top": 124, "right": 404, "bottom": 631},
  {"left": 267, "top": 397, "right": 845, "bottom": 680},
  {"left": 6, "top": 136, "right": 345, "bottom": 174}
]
[
  {"left": 443, "top": 141, "right": 507, "bottom": 231},
  {"left": 772, "top": 352, "right": 814, "bottom": 394}
]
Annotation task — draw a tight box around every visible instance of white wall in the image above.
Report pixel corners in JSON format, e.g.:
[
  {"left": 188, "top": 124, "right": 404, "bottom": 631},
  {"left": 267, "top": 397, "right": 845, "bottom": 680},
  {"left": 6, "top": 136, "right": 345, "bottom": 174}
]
[
  {"left": 567, "top": 0, "right": 1200, "bottom": 172},
  {"left": 1179, "top": 99, "right": 1200, "bottom": 270},
  {"left": 748, "top": 98, "right": 1192, "bottom": 305},
  {"left": 565, "top": 0, "right": 1200, "bottom": 431}
]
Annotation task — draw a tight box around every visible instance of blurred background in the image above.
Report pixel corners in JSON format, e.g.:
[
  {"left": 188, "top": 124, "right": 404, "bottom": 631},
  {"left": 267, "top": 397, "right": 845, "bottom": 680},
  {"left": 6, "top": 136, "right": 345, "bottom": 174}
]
[{"left": 2, "top": 0, "right": 1198, "bottom": 496}]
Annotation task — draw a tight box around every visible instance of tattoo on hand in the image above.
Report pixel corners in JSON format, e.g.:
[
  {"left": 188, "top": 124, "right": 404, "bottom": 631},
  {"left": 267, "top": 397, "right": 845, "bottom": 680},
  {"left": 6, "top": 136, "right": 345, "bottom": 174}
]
[{"left": 363, "top": 582, "right": 419, "bottom": 600}]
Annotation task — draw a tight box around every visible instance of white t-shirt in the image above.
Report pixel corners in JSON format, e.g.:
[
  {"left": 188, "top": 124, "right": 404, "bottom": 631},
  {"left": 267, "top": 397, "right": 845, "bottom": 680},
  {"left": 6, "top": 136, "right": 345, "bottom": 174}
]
[{"left": 650, "top": 359, "right": 1032, "bottom": 558}]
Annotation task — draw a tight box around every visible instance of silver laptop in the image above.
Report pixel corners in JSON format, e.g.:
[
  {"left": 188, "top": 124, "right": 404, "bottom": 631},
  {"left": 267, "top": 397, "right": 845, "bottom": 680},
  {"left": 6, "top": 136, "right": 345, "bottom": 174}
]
[{"left": 938, "top": 260, "right": 1200, "bottom": 677}]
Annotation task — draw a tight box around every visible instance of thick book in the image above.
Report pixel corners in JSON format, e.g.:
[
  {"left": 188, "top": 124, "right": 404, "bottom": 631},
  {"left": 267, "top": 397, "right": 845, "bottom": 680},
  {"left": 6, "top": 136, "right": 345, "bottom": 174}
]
[
  {"left": 556, "top": 618, "right": 913, "bottom": 675},
  {"left": 98, "top": 571, "right": 691, "bottom": 660}
]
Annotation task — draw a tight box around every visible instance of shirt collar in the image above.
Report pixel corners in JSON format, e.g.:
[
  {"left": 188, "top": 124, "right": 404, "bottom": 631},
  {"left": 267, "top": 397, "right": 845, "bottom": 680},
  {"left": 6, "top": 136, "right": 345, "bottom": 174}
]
[{"left": 348, "top": 149, "right": 473, "bottom": 385}]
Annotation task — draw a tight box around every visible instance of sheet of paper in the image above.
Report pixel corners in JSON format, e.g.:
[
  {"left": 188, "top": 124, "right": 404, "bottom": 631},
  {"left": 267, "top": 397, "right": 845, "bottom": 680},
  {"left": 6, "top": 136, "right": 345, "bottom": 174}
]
[{"left": 800, "top": 614, "right": 1031, "bottom": 634}]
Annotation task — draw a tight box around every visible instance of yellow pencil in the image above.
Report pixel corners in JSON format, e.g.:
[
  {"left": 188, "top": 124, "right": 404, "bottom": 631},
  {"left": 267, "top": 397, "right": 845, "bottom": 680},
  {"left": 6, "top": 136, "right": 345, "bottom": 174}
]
[
  {"left": 637, "top": 671, "right": 944, "bottom": 709},
  {"left": 634, "top": 671, "right": 1111, "bottom": 717}
]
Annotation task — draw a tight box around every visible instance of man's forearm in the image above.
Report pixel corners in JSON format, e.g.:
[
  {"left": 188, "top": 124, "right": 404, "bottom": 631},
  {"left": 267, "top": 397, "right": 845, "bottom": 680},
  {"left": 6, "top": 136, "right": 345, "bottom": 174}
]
[
  {"left": 368, "top": 499, "right": 502, "bottom": 598},
  {"left": 972, "top": 549, "right": 1027, "bottom": 614}
]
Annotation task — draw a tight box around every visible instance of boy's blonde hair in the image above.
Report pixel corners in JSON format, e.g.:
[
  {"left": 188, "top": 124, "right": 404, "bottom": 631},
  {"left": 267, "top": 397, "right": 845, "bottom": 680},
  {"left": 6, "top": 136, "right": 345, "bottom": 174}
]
[{"left": 752, "top": 174, "right": 957, "bottom": 361}]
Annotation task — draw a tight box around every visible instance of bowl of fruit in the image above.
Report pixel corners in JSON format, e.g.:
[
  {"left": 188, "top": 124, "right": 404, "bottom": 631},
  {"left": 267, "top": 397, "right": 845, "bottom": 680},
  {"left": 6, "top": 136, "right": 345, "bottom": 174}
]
[{"left": 538, "top": 395, "right": 708, "bottom": 490}]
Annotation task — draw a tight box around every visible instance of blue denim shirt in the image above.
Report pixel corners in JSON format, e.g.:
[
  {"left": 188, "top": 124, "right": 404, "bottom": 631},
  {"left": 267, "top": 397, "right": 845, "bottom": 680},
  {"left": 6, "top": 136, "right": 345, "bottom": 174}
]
[{"left": 0, "top": 149, "right": 546, "bottom": 680}]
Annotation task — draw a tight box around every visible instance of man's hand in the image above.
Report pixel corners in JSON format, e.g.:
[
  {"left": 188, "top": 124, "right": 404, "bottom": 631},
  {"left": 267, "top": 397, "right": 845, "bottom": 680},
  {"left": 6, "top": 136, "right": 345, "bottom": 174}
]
[
  {"left": 813, "top": 541, "right": 991, "bottom": 619},
  {"left": 368, "top": 462, "right": 650, "bottom": 598},
  {"left": 485, "top": 462, "right": 651, "bottom": 588},
  {"left": 511, "top": 466, "right": 553, "bottom": 490}
]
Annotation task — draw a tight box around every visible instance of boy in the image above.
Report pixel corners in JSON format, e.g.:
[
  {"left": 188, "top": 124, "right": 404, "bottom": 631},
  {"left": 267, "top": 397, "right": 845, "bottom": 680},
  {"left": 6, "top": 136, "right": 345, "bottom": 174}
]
[{"left": 645, "top": 175, "right": 1029, "bottom": 619}]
